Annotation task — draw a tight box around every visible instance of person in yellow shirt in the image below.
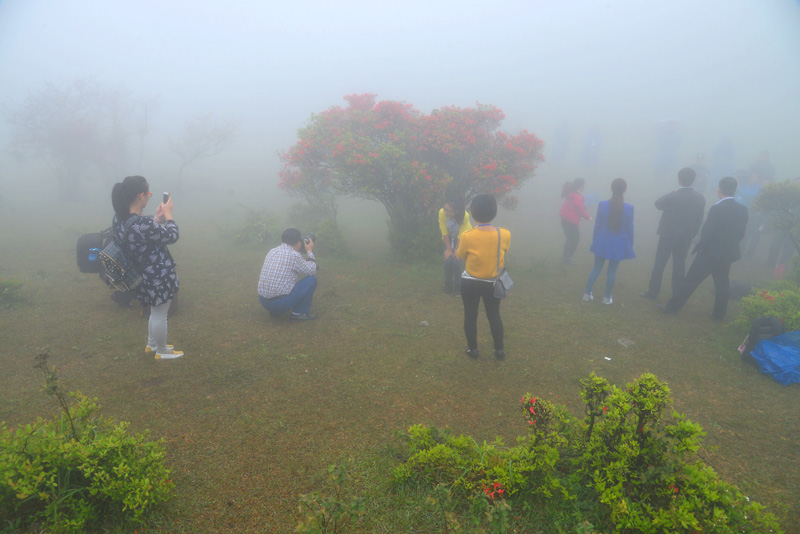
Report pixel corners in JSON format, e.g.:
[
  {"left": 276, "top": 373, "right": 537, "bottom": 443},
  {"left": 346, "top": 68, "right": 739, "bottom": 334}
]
[
  {"left": 457, "top": 194, "right": 510, "bottom": 360},
  {"left": 439, "top": 196, "right": 472, "bottom": 294}
]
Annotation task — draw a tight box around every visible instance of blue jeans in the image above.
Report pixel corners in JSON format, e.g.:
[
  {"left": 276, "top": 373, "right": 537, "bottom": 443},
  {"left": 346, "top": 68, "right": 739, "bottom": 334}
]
[
  {"left": 259, "top": 276, "right": 317, "bottom": 315},
  {"left": 585, "top": 255, "right": 620, "bottom": 299}
]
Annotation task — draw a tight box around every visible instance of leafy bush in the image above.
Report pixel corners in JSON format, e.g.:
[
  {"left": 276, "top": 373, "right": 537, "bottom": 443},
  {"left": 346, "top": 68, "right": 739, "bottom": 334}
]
[
  {"left": 736, "top": 283, "right": 800, "bottom": 333},
  {"left": 235, "top": 205, "right": 282, "bottom": 245},
  {"left": 287, "top": 202, "right": 347, "bottom": 257},
  {"left": 387, "top": 209, "right": 440, "bottom": 261},
  {"left": 296, "top": 463, "right": 365, "bottom": 534},
  {"left": 392, "top": 373, "right": 783, "bottom": 533},
  {"left": 0, "top": 355, "right": 174, "bottom": 533}
]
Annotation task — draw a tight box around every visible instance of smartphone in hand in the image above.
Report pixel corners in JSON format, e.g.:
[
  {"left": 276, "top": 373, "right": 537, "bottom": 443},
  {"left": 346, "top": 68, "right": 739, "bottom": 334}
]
[{"left": 163, "top": 192, "right": 170, "bottom": 203}]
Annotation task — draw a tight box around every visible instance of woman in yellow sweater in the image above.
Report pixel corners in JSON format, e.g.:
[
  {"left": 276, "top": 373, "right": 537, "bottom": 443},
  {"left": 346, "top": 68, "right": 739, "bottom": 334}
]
[
  {"left": 456, "top": 194, "right": 511, "bottom": 360},
  {"left": 438, "top": 196, "right": 472, "bottom": 294}
]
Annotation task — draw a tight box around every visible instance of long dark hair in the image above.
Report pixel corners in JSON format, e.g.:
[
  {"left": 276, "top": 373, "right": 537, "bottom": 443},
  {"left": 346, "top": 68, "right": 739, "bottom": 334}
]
[
  {"left": 111, "top": 175, "right": 148, "bottom": 221},
  {"left": 445, "top": 196, "right": 466, "bottom": 226},
  {"left": 607, "top": 178, "right": 627, "bottom": 232},
  {"left": 561, "top": 177, "right": 585, "bottom": 198}
]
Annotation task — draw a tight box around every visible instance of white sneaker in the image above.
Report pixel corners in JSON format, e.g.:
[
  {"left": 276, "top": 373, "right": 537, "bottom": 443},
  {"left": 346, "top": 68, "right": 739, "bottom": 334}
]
[
  {"left": 155, "top": 350, "right": 183, "bottom": 360},
  {"left": 145, "top": 344, "right": 173, "bottom": 353},
  {"left": 602, "top": 297, "right": 613, "bottom": 305},
  {"left": 582, "top": 293, "right": 593, "bottom": 302}
]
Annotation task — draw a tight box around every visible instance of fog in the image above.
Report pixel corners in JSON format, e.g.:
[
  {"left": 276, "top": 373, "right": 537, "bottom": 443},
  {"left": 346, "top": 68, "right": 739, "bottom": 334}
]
[
  {"left": 2, "top": 3, "right": 800, "bottom": 527},
  {"left": 1, "top": 0, "right": 799, "bottom": 221}
]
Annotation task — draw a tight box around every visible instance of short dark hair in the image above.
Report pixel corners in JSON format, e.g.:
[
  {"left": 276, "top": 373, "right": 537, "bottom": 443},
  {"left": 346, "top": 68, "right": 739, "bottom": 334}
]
[
  {"left": 678, "top": 167, "right": 696, "bottom": 186},
  {"left": 281, "top": 228, "right": 302, "bottom": 245},
  {"left": 470, "top": 194, "right": 497, "bottom": 223},
  {"left": 718, "top": 176, "right": 738, "bottom": 197}
]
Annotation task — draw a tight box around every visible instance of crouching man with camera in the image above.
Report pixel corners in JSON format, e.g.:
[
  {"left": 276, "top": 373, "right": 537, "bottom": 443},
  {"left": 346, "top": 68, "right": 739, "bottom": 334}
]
[{"left": 257, "top": 228, "right": 318, "bottom": 321}]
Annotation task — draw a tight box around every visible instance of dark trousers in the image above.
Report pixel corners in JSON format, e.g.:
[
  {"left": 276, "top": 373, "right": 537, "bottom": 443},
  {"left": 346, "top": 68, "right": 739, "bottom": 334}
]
[
  {"left": 667, "top": 254, "right": 732, "bottom": 319},
  {"left": 561, "top": 220, "right": 580, "bottom": 261},
  {"left": 647, "top": 235, "right": 691, "bottom": 297},
  {"left": 259, "top": 276, "right": 317, "bottom": 315},
  {"left": 460, "top": 277, "right": 503, "bottom": 350},
  {"left": 444, "top": 256, "right": 462, "bottom": 293}
]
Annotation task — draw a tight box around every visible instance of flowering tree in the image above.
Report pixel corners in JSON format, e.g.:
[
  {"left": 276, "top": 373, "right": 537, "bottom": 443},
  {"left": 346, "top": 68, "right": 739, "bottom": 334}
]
[{"left": 279, "top": 94, "right": 543, "bottom": 255}]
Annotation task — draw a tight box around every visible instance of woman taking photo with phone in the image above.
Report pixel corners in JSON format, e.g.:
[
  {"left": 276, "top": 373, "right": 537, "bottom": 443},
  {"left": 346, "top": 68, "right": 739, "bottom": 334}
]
[{"left": 111, "top": 175, "right": 182, "bottom": 360}]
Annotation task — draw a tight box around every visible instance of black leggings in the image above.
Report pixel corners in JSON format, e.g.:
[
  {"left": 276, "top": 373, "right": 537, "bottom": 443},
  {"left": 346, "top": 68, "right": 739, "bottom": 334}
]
[
  {"left": 460, "top": 277, "right": 503, "bottom": 350},
  {"left": 561, "top": 219, "right": 579, "bottom": 260}
]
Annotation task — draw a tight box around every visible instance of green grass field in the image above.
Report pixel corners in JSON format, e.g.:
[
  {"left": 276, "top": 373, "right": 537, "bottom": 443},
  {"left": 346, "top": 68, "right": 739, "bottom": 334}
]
[{"left": 1, "top": 204, "right": 797, "bottom": 532}]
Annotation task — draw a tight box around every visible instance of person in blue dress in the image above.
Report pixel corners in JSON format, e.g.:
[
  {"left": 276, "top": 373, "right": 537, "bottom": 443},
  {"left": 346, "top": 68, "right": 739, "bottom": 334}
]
[{"left": 583, "top": 178, "right": 635, "bottom": 305}]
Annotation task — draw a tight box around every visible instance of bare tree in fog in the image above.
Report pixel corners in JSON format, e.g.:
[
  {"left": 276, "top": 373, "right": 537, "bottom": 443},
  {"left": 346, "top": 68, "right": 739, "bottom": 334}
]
[
  {"left": 134, "top": 96, "right": 160, "bottom": 171},
  {"left": 3, "top": 79, "right": 155, "bottom": 200},
  {"left": 169, "top": 113, "right": 238, "bottom": 192}
]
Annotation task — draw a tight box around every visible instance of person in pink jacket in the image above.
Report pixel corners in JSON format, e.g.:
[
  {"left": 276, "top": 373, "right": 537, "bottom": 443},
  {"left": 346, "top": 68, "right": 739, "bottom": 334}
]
[{"left": 559, "top": 178, "right": 591, "bottom": 265}]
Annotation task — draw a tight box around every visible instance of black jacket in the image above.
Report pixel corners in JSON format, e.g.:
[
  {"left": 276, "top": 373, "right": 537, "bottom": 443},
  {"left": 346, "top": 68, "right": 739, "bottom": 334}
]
[
  {"left": 693, "top": 197, "right": 749, "bottom": 263},
  {"left": 654, "top": 187, "right": 706, "bottom": 241}
]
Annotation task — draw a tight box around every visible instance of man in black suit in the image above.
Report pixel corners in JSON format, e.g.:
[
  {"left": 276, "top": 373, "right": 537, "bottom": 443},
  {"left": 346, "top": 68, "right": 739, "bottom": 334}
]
[
  {"left": 639, "top": 167, "right": 706, "bottom": 300},
  {"left": 658, "top": 176, "right": 749, "bottom": 320}
]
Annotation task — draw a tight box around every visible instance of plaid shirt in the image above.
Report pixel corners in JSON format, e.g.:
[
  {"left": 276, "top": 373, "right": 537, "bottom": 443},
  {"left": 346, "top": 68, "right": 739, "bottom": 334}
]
[{"left": 257, "top": 243, "right": 316, "bottom": 298}]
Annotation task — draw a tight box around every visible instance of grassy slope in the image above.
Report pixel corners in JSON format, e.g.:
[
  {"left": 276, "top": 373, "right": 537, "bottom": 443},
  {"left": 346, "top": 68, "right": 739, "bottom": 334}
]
[{"left": 0, "top": 203, "right": 797, "bottom": 532}]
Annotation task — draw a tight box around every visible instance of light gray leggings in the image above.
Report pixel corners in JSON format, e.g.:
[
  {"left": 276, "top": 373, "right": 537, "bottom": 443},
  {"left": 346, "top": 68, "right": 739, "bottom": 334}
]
[{"left": 147, "top": 300, "right": 171, "bottom": 352}]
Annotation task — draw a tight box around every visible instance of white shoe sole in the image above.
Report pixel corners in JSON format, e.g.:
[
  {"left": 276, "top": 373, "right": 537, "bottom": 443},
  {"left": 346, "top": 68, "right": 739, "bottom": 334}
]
[{"left": 155, "top": 351, "right": 183, "bottom": 360}]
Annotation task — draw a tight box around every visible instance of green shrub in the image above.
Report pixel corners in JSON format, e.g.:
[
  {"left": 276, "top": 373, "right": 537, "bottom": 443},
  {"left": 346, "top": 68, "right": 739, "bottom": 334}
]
[
  {"left": 736, "top": 283, "right": 800, "bottom": 333},
  {"left": 296, "top": 463, "right": 365, "bottom": 534},
  {"left": 235, "top": 205, "right": 283, "bottom": 245},
  {"left": 288, "top": 202, "right": 347, "bottom": 257},
  {"left": 0, "top": 356, "right": 174, "bottom": 533},
  {"left": 392, "top": 373, "right": 783, "bottom": 533},
  {"left": 386, "top": 208, "right": 440, "bottom": 261}
]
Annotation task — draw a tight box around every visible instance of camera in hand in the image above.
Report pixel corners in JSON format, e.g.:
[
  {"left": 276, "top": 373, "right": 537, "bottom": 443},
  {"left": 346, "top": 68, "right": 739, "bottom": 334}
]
[{"left": 300, "top": 233, "right": 316, "bottom": 253}]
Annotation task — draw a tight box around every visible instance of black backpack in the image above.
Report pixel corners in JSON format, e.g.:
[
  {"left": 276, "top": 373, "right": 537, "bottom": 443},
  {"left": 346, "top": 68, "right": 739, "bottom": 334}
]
[
  {"left": 98, "top": 217, "right": 143, "bottom": 292},
  {"left": 76, "top": 228, "right": 111, "bottom": 274},
  {"left": 741, "top": 316, "right": 785, "bottom": 356}
]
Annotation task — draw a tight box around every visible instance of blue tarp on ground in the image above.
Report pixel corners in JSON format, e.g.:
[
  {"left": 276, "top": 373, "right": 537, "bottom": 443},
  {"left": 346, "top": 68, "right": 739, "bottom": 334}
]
[{"left": 751, "top": 330, "right": 800, "bottom": 386}]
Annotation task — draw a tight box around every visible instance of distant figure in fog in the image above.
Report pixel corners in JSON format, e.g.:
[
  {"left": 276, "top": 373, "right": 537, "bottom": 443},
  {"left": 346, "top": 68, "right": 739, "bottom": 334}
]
[
  {"left": 457, "top": 194, "right": 510, "bottom": 360},
  {"left": 658, "top": 176, "right": 748, "bottom": 321},
  {"left": 439, "top": 195, "right": 472, "bottom": 295},
  {"left": 653, "top": 119, "right": 682, "bottom": 183},
  {"left": 747, "top": 150, "right": 775, "bottom": 183},
  {"left": 111, "top": 175, "right": 182, "bottom": 360},
  {"left": 710, "top": 136, "right": 736, "bottom": 185},
  {"left": 690, "top": 152, "right": 710, "bottom": 197},
  {"left": 581, "top": 125, "right": 602, "bottom": 169},
  {"left": 257, "top": 229, "right": 318, "bottom": 321},
  {"left": 559, "top": 178, "right": 591, "bottom": 265},
  {"left": 639, "top": 167, "right": 705, "bottom": 300},
  {"left": 740, "top": 151, "right": 776, "bottom": 259},
  {"left": 583, "top": 178, "right": 635, "bottom": 305}
]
